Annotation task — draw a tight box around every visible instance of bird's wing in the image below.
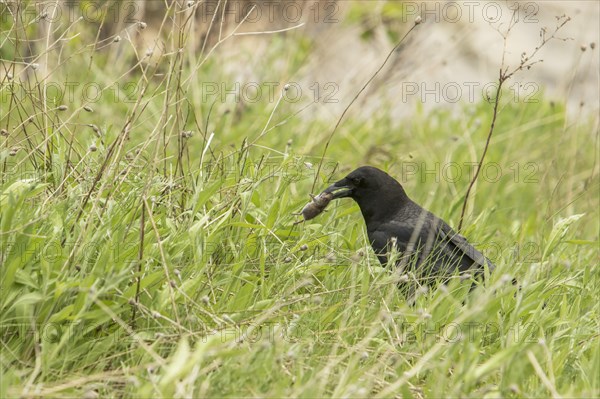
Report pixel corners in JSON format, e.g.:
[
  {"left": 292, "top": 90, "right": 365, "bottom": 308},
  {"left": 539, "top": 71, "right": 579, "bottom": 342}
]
[
  {"left": 437, "top": 223, "right": 495, "bottom": 272},
  {"left": 368, "top": 229, "right": 391, "bottom": 266},
  {"left": 368, "top": 222, "right": 419, "bottom": 266}
]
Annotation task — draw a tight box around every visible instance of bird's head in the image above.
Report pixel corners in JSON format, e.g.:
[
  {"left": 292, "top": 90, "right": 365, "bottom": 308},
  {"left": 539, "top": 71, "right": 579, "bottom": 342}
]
[{"left": 321, "top": 166, "right": 410, "bottom": 223}]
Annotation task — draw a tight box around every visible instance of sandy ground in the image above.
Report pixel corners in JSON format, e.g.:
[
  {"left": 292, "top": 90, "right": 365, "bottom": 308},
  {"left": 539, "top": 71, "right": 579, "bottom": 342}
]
[{"left": 296, "top": 1, "right": 600, "bottom": 120}]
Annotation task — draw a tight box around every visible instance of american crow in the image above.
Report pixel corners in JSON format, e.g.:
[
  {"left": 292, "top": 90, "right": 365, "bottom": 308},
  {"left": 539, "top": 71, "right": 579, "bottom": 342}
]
[{"left": 320, "top": 166, "right": 495, "bottom": 284}]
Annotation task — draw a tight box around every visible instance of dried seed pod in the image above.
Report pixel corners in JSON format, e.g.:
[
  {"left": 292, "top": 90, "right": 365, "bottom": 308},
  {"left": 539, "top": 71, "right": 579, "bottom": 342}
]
[
  {"left": 300, "top": 192, "right": 333, "bottom": 221},
  {"left": 88, "top": 124, "right": 101, "bottom": 137}
]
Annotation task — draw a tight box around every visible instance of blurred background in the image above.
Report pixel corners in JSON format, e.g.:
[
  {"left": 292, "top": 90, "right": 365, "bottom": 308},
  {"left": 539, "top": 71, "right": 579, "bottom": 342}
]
[{"left": 2, "top": 0, "right": 597, "bottom": 120}]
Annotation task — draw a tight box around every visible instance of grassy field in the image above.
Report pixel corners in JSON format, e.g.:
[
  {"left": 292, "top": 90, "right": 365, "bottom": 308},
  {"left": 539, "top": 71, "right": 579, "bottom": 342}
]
[{"left": 1, "top": 2, "right": 599, "bottom": 398}]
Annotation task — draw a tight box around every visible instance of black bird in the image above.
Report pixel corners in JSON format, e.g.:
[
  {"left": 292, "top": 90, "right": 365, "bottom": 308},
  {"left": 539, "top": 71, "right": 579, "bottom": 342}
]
[{"left": 320, "top": 166, "right": 495, "bottom": 284}]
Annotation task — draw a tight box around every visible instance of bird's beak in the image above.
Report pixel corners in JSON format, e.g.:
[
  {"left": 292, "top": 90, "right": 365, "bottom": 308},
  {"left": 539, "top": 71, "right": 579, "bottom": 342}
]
[{"left": 322, "top": 181, "right": 353, "bottom": 199}]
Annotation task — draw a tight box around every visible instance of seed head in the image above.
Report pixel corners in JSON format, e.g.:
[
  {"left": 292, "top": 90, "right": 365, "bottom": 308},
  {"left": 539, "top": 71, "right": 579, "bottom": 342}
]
[
  {"left": 113, "top": 35, "right": 121, "bottom": 43},
  {"left": 0, "top": 129, "right": 8, "bottom": 137},
  {"left": 415, "top": 15, "right": 422, "bottom": 25},
  {"left": 89, "top": 144, "right": 97, "bottom": 152},
  {"left": 57, "top": 105, "right": 68, "bottom": 111},
  {"left": 138, "top": 21, "right": 147, "bottom": 30},
  {"left": 89, "top": 124, "right": 101, "bottom": 137},
  {"left": 325, "top": 252, "right": 337, "bottom": 263},
  {"left": 83, "top": 105, "right": 94, "bottom": 112},
  {"left": 417, "top": 286, "right": 429, "bottom": 295},
  {"left": 311, "top": 295, "right": 323, "bottom": 305}
]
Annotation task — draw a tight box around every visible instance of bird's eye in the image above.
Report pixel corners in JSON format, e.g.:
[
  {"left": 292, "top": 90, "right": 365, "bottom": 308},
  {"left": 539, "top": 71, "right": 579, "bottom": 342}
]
[{"left": 350, "top": 176, "right": 362, "bottom": 186}]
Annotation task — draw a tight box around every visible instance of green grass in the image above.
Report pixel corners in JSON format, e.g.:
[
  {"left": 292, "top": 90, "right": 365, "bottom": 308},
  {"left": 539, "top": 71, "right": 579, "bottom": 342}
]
[{"left": 1, "top": 3, "right": 599, "bottom": 398}]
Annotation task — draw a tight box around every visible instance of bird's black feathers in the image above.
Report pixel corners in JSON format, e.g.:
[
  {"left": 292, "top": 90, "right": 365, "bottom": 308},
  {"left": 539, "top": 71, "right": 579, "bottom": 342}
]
[{"left": 321, "top": 166, "right": 495, "bottom": 283}]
